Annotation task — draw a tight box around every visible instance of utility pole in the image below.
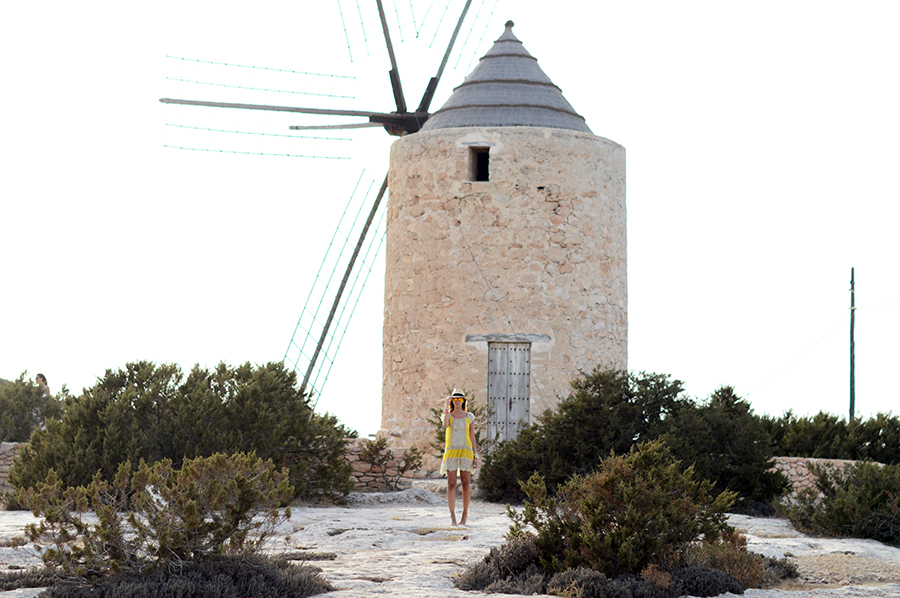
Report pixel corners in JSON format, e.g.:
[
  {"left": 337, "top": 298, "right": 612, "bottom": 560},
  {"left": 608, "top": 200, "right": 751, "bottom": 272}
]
[{"left": 849, "top": 267, "right": 856, "bottom": 421}]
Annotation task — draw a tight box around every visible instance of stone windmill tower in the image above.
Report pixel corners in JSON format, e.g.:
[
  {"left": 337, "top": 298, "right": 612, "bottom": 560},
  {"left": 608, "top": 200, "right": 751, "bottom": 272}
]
[{"left": 383, "top": 21, "right": 627, "bottom": 455}]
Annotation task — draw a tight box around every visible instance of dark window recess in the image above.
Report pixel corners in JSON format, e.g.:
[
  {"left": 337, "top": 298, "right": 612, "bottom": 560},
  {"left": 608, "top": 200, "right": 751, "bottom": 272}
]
[{"left": 471, "top": 147, "right": 490, "bottom": 181}]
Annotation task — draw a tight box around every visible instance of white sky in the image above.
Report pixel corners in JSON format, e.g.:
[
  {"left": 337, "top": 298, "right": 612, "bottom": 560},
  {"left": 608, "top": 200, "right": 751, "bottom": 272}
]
[{"left": 2, "top": 1, "right": 898, "bottom": 438}]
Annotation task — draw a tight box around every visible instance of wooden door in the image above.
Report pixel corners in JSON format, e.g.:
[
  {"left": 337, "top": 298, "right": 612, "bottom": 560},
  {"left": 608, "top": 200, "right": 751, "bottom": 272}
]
[{"left": 487, "top": 342, "right": 531, "bottom": 443}]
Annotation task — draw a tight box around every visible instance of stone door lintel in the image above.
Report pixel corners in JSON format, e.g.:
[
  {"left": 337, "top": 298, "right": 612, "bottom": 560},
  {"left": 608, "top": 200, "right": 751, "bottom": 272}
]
[{"left": 465, "top": 333, "right": 552, "bottom": 344}]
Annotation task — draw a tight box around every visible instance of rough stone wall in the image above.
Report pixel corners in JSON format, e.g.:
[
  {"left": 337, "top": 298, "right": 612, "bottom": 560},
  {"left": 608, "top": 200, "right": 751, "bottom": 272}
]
[
  {"left": 771, "top": 456, "right": 879, "bottom": 498},
  {"left": 344, "top": 438, "right": 427, "bottom": 491},
  {"left": 384, "top": 126, "right": 627, "bottom": 460},
  {"left": 0, "top": 443, "right": 24, "bottom": 509},
  {"left": 2, "top": 440, "right": 423, "bottom": 499},
  {"left": 1, "top": 443, "right": 880, "bottom": 500}
]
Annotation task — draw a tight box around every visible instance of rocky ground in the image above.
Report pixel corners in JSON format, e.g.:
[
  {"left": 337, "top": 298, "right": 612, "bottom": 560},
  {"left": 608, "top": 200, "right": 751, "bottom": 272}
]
[
  {"left": 2, "top": 488, "right": 899, "bottom": 597},
  {"left": 728, "top": 513, "right": 900, "bottom": 593}
]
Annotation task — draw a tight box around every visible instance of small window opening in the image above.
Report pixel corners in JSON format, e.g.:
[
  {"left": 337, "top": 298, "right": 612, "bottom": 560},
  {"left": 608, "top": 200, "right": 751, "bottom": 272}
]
[{"left": 471, "top": 147, "right": 490, "bottom": 181}]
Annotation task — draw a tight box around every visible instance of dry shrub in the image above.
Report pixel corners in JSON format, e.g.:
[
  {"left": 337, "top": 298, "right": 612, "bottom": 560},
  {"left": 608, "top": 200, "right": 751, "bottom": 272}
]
[
  {"left": 641, "top": 564, "right": 674, "bottom": 590},
  {"left": 663, "top": 532, "right": 765, "bottom": 589},
  {"left": 671, "top": 566, "right": 744, "bottom": 597},
  {"left": 0, "top": 568, "right": 56, "bottom": 591},
  {"left": 546, "top": 567, "right": 608, "bottom": 598},
  {"left": 547, "top": 568, "right": 679, "bottom": 598},
  {"left": 37, "top": 555, "right": 332, "bottom": 598},
  {"left": 20, "top": 453, "right": 293, "bottom": 583},
  {"left": 0, "top": 535, "right": 26, "bottom": 548},
  {"left": 762, "top": 556, "right": 800, "bottom": 586},
  {"left": 483, "top": 564, "right": 546, "bottom": 595},
  {"left": 454, "top": 533, "right": 540, "bottom": 591}
]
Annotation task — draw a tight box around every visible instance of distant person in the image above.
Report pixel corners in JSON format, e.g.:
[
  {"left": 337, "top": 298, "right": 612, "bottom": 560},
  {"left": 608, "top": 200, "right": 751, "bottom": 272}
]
[
  {"left": 441, "top": 389, "right": 478, "bottom": 526},
  {"left": 34, "top": 373, "right": 49, "bottom": 431},
  {"left": 36, "top": 373, "right": 49, "bottom": 398}
]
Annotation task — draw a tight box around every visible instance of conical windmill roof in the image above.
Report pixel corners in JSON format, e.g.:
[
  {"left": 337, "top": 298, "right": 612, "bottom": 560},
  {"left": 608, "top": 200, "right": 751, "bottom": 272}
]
[{"left": 420, "top": 21, "right": 592, "bottom": 133}]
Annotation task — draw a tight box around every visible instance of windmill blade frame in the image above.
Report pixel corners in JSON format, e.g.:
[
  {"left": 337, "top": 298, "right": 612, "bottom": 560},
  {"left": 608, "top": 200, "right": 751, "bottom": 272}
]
[
  {"left": 417, "top": 0, "right": 474, "bottom": 114},
  {"left": 161, "top": 0, "right": 485, "bottom": 408},
  {"left": 299, "top": 173, "right": 388, "bottom": 394},
  {"left": 374, "top": 0, "right": 407, "bottom": 114},
  {"left": 289, "top": 122, "right": 385, "bottom": 131}
]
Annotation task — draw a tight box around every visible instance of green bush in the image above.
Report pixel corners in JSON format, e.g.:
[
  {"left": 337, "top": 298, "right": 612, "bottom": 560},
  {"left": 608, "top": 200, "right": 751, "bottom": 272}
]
[
  {"left": 508, "top": 440, "right": 736, "bottom": 577},
  {"left": 766, "top": 410, "right": 900, "bottom": 465},
  {"left": 9, "top": 361, "right": 354, "bottom": 502},
  {"left": 20, "top": 453, "right": 293, "bottom": 582},
  {"left": 454, "top": 439, "right": 787, "bottom": 597},
  {"left": 457, "top": 477, "right": 795, "bottom": 596},
  {"left": 479, "top": 369, "right": 687, "bottom": 502},
  {"left": 0, "top": 372, "right": 64, "bottom": 442},
  {"left": 777, "top": 460, "right": 900, "bottom": 546},
  {"left": 478, "top": 369, "right": 785, "bottom": 509},
  {"left": 661, "top": 386, "right": 789, "bottom": 514}
]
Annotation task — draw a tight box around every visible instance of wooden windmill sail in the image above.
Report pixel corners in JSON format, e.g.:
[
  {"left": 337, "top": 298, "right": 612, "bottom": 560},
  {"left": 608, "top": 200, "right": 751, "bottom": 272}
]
[{"left": 160, "top": 0, "right": 478, "bottom": 398}]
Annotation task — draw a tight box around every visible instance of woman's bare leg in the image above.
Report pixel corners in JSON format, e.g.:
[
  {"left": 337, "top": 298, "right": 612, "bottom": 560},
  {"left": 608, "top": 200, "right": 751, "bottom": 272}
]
[
  {"left": 446, "top": 471, "right": 458, "bottom": 525},
  {"left": 459, "top": 471, "right": 471, "bottom": 525}
]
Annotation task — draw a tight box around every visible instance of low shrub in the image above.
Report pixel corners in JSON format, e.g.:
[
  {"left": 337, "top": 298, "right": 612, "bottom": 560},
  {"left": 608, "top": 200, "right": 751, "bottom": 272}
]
[
  {"left": 546, "top": 567, "right": 612, "bottom": 598},
  {"left": 762, "top": 556, "right": 800, "bottom": 586},
  {"left": 455, "top": 440, "right": 767, "bottom": 597},
  {"left": 776, "top": 460, "right": 900, "bottom": 546},
  {"left": 482, "top": 564, "right": 546, "bottom": 595},
  {"left": 20, "top": 453, "right": 293, "bottom": 582},
  {"left": 661, "top": 530, "right": 765, "bottom": 588},
  {"left": 508, "top": 440, "right": 736, "bottom": 577},
  {"left": 454, "top": 533, "right": 539, "bottom": 591},
  {"left": 671, "top": 566, "right": 744, "bottom": 597},
  {"left": 358, "top": 436, "right": 423, "bottom": 490},
  {"left": 38, "top": 555, "right": 333, "bottom": 598}
]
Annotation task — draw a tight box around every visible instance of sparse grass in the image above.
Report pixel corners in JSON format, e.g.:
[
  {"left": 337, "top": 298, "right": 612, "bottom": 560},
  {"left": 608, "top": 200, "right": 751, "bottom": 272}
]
[
  {"left": 327, "top": 528, "right": 352, "bottom": 536},
  {"left": 278, "top": 550, "right": 337, "bottom": 561},
  {"left": 0, "top": 567, "right": 56, "bottom": 591},
  {"left": 0, "top": 535, "right": 27, "bottom": 548}
]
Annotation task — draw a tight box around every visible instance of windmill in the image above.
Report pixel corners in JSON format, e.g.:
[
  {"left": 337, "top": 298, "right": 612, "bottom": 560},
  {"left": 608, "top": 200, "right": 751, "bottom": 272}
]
[{"left": 160, "top": 1, "right": 484, "bottom": 404}]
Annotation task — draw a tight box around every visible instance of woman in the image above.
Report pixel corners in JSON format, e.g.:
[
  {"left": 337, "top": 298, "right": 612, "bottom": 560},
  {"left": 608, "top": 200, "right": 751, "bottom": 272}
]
[{"left": 441, "top": 389, "right": 478, "bottom": 526}]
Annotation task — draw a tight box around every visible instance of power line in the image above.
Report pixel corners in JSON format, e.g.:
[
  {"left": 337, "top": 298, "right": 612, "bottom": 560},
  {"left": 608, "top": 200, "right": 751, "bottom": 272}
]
[
  {"left": 166, "top": 55, "right": 354, "bottom": 78},
  {"left": 165, "top": 123, "right": 351, "bottom": 141},
  {"left": 457, "top": 226, "right": 546, "bottom": 402},
  {"left": 166, "top": 77, "right": 354, "bottom": 99},
  {"left": 746, "top": 315, "right": 849, "bottom": 397},
  {"left": 463, "top": 0, "right": 499, "bottom": 74},
  {"left": 162, "top": 145, "right": 349, "bottom": 159},
  {"left": 862, "top": 300, "right": 900, "bottom": 310},
  {"left": 337, "top": 0, "right": 354, "bottom": 62},
  {"left": 453, "top": 0, "right": 487, "bottom": 69},
  {"left": 429, "top": 1, "right": 453, "bottom": 47}
]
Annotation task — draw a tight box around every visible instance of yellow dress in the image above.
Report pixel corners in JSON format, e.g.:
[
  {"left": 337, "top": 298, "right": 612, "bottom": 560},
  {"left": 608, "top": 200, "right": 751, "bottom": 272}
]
[{"left": 441, "top": 413, "right": 475, "bottom": 475}]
